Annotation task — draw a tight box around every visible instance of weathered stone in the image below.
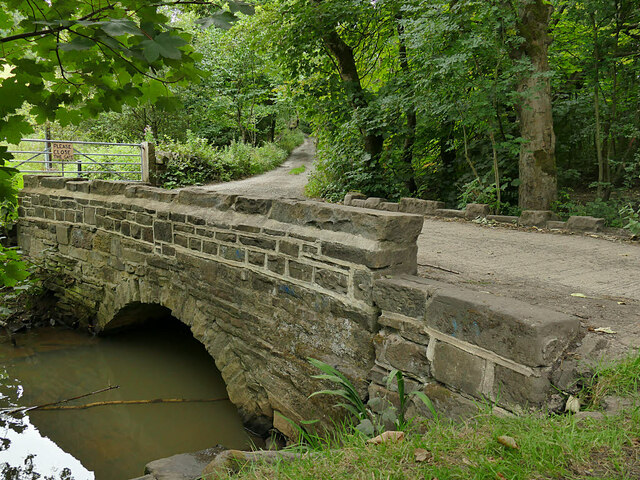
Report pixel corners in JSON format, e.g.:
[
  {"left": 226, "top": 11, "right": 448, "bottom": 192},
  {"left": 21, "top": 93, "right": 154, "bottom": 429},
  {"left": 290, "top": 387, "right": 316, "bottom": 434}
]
[
  {"left": 376, "top": 332, "right": 430, "bottom": 377},
  {"left": 546, "top": 220, "right": 567, "bottom": 230},
  {"left": 234, "top": 196, "right": 272, "bottom": 215},
  {"left": 350, "top": 199, "right": 366, "bottom": 208},
  {"left": 432, "top": 341, "right": 486, "bottom": 396},
  {"left": 379, "top": 202, "right": 399, "bottom": 212},
  {"left": 288, "top": 260, "right": 312, "bottom": 282},
  {"left": 493, "top": 365, "right": 551, "bottom": 407},
  {"left": 56, "top": 225, "right": 71, "bottom": 245},
  {"left": 423, "top": 285, "right": 579, "bottom": 367},
  {"left": 153, "top": 221, "right": 173, "bottom": 243},
  {"left": 248, "top": 250, "right": 265, "bottom": 266},
  {"left": 176, "top": 188, "right": 236, "bottom": 209},
  {"left": 343, "top": 192, "right": 366, "bottom": 206},
  {"left": 145, "top": 446, "right": 225, "bottom": 480},
  {"left": 278, "top": 240, "right": 299, "bottom": 257},
  {"left": 363, "top": 197, "right": 384, "bottom": 209},
  {"left": 315, "top": 268, "right": 348, "bottom": 294},
  {"left": 269, "top": 200, "right": 423, "bottom": 243},
  {"left": 464, "top": 203, "right": 490, "bottom": 219},
  {"left": 267, "top": 255, "right": 285, "bottom": 274},
  {"left": 566, "top": 216, "right": 605, "bottom": 233},
  {"left": 434, "top": 208, "right": 465, "bottom": 218},
  {"left": 373, "top": 275, "right": 433, "bottom": 318},
  {"left": 66, "top": 181, "right": 90, "bottom": 193},
  {"left": 90, "top": 180, "right": 128, "bottom": 196},
  {"left": 239, "top": 236, "right": 276, "bottom": 250},
  {"left": 518, "top": 210, "right": 560, "bottom": 227},
  {"left": 399, "top": 198, "right": 445, "bottom": 215},
  {"left": 353, "top": 269, "right": 373, "bottom": 302}
]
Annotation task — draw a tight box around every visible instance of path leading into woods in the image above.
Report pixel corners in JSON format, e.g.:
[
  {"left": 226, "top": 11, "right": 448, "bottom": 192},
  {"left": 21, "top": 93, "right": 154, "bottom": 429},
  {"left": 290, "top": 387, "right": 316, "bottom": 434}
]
[
  {"left": 206, "top": 139, "right": 640, "bottom": 361},
  {"left": 202, "top": 137, "right": 315, "bottom": 199}
]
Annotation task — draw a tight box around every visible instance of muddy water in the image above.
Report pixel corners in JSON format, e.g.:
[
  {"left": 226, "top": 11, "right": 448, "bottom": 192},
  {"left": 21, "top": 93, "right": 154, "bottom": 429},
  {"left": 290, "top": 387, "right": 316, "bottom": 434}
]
[{"left": 0, "top": 322, "right": 252, "bottom": 480}]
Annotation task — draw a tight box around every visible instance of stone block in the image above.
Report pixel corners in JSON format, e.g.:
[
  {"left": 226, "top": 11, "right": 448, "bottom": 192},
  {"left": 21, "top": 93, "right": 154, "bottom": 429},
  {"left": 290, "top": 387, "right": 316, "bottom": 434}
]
[
  {"left": 432, "top": 341, "right": 486, "bottom": 396},
  {"left": 234, "top": 196, "right": 272, "bottom": 215},
  {"left": 176, "top": 188, "right": 236, "bottom": 209},
  {"left": 288, "top": 260, "right": 313, "bottom": 282},
  {"left": 89, "top": 180, "right": 128, "bottom": 196},
  {"left": 279, "top": 240, "right": 299, "bottom": 257},
  {"left": 84, "top": 207, "right": 96, "bottom": 225},
  {"left": 353, "top": 269, "right": 373, "bottom": 303},
  {"left": 220, "top": 245, "right": 246, "bottom": 263},
  {"left": 407, "top": 382, "right": 481, "bottom": 421},
  {"left": 373, "top": 275, "right": 434, "bottom": 318},
  {"left": 65, "top": 181, "right": 90, "bottom": 193},
  {"left": 424, "top": 285, "right": 579, "bottom": 367},
  {"left": 518, "top": 210, "right": 559, "bottom": 227},
  {"left": 364, "top": 197, "right": 385, "bottom": 209},
  {"left": 174, "top": 233, "right": 188, "bottom": 248},
  {"left": 435, "top": 208, "right": 465, "bottom": 218},
  {"left": 350, "top": 199, "right": 366, "bottom": 208},
  {"left": 40, "top": 177, "right": 70, "bottom": 189},
  {"left": 493, "top": 365, "right": 551, "bottom": 407},
  {"left": 189, "top": 237, "right": 202, "bottom": 251},
  {"left": 376, "top": 332, "right": 430, "bottom": 378},
  {"left": 566, "top": 216, "right": 605, "bottom": 233},
  {"left": 216, "top": 232, "right": 237, "bottom": 243},
  {"left": 486, "top": 214, "right": 518, "bottom": 224},
  {"left": 239, "top": 236, "right": 276, "bottom": 250},
  {"left": 202, "top": 240, "right": 218, "bottom": 255},
  {"left": 269, "top": 200, "right": 423, "bottom": 243},
  {"left": 56, "top": 225, "right": 71, "bottom": 245},
  {"left": 315, "top": 268, "right": 348, "bottom": 294},
  {"left": 321, "top": 243, "right": 418, "bottom": 273},
  {"left": 546, "top": 220, "right": 567, "bottom": 230},
  {"left": 153, "top": 220, "right": 172, "bottom": 243},
  {"left": 267, "top": 255, "right": 285, "bottom": 275},
  {"left": 379, "top": 202, "right": 399, "bottom": 212},
  {"left": 464, "top": 203, "right": 490, "bottom": 219},
  {"left": 398, "top": 198, "right": 428, "bottom": 215},
  {"left": 248, "top": 250, "right": 265, "bottom": 266},
  {"left": 343, "top": 192, "right": 366, "bottom": 206}
]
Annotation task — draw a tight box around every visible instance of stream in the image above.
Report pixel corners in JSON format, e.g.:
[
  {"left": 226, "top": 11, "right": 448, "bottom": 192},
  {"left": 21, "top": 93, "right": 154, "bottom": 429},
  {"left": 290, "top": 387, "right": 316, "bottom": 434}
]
[{"left": 0, "top": 321, "right": 252, "bottom": 480}]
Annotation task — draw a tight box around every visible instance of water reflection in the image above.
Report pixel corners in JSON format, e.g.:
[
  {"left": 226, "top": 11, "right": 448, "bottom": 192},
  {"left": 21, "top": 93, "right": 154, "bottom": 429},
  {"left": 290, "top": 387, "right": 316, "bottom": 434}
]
[{"left": 0, "top": 322, "right": 251, "bottom": 480}]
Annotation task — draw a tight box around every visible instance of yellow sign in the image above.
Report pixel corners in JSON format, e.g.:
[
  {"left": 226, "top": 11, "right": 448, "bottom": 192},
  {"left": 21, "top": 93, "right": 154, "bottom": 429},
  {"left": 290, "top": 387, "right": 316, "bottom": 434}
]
[{"left": 51, "top": 142, "right": 74, "bottom": 161}]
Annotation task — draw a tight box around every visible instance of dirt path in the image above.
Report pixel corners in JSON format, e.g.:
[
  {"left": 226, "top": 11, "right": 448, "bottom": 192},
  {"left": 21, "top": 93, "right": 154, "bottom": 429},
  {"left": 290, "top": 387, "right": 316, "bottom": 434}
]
[
  {"left": 201, "top": 140, "right": 639, "bottom": 362},
  {"left": 417, "top": 218, "right": 640, "bottom": 363},
  {"left": 201, "top": 137, "right": 315, "bottom": 199}
]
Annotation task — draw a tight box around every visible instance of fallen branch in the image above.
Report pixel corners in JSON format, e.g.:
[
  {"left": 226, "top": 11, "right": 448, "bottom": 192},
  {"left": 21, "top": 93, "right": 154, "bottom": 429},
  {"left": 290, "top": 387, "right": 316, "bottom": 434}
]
[
  {"left": 38, "top": 397, "right": 230, "bottom": 410},
  {"left": 3, "top": 385, "right": 120, "bottom": 415},
  {"left": 418, "top": 263, "right": 460, "bottom": 275}
]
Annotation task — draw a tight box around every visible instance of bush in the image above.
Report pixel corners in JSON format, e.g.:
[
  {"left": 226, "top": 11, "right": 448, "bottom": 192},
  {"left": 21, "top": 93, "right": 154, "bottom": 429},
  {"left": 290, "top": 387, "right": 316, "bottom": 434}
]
[
  {"left": 158, "top": 132, "right": 289, "bottom": 188},
  {"left": 276, "top": 129, "right": 305, "bottom": 154}
]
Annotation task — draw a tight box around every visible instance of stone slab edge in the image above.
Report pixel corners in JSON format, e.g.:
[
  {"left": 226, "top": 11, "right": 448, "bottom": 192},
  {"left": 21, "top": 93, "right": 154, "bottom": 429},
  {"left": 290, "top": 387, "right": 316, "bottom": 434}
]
[{"left": 342, "top": 193, "right": 620, "bottom": 237}]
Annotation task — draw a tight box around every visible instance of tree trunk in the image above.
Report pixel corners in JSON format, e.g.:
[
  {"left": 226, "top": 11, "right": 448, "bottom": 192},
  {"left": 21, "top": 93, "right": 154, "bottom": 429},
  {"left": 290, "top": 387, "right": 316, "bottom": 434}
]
[
  {"left": 322, "top": 30, "right": 384, "bottom": 161},
  {"left": 397, "top": 14, "right": 417, "bottom": 194},
  {"left": 515, "top": 0, "right": 557, "bottom": 210}
]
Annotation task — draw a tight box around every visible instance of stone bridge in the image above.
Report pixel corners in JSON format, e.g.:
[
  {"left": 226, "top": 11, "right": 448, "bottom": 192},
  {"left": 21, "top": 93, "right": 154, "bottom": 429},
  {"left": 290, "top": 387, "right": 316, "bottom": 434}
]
[{"left": 17, "top": 176, "right": 580, "bottom": 435}]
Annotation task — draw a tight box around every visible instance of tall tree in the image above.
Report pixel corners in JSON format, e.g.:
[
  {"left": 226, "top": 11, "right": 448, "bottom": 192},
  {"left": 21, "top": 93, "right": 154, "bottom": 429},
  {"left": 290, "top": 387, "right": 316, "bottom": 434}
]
[
  {"left": 0, "top": 0, "right": 203, "bottom": 285},
  {"left": 514, "top": 0, "right": 558, "bottom": 210}
]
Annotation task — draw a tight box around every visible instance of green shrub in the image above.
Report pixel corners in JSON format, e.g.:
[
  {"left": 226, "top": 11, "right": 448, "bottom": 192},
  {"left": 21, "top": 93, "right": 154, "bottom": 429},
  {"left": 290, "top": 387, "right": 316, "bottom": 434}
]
[
  {"left": 277, "top": 129, "right": 305, "bottom": 154},
  {"left": 159, "top": 132, "right": 289, "bottom": 188}
]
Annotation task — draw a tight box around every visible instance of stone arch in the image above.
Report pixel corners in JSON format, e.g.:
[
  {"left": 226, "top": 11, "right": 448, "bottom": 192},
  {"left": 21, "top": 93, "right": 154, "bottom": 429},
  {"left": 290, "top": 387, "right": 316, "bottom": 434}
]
[{"left": 96, "top": 278, "right": 274, "bottom": 435}]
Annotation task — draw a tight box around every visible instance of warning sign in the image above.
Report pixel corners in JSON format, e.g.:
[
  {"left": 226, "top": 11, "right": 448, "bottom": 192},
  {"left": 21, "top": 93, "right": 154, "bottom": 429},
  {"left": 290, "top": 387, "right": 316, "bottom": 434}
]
[{"left": 51, "top": 142, "right": 74, "bottom": 161}]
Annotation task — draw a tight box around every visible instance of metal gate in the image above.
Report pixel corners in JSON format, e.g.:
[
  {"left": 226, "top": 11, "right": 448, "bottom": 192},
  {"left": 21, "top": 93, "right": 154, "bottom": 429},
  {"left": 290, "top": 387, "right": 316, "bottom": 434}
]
[{"left": 7, "top": 139, "right": 150, "bottom": 182}]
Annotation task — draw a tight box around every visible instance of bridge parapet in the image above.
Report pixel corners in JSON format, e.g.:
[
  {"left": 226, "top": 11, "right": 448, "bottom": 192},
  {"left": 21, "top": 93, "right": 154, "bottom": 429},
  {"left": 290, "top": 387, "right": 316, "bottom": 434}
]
[{"left": 17, "top": 176, "right": 423, "bottom": 432}]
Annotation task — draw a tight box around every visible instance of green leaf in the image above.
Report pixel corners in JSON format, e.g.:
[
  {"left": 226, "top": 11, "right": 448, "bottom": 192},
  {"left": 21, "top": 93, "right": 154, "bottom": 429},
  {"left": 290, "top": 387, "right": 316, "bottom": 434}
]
[{"left": 58, "top": 36, "right": 95, "bottom": 52}]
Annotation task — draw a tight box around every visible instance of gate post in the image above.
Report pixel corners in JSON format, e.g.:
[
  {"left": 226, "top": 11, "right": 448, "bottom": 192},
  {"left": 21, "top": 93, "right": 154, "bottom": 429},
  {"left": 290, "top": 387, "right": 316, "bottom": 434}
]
[{"left": 141, "top": 142, "right": 157, "bottom": 185}]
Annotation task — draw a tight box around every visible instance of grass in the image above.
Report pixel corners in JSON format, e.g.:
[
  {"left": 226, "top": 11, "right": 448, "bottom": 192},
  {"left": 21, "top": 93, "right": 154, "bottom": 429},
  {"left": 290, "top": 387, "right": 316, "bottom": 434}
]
[
  {"left": 215, "top": 353, "right": 640, "bottom": 480},
  {"left": 289, "top": 165, "right": 306, "bottom": 175}
]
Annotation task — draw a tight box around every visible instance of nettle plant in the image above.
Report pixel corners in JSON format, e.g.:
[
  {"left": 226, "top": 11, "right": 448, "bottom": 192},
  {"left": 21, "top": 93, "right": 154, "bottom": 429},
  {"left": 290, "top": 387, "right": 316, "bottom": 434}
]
[{"left": 308, "top": 358, "right": 436, "bottom": 437}]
